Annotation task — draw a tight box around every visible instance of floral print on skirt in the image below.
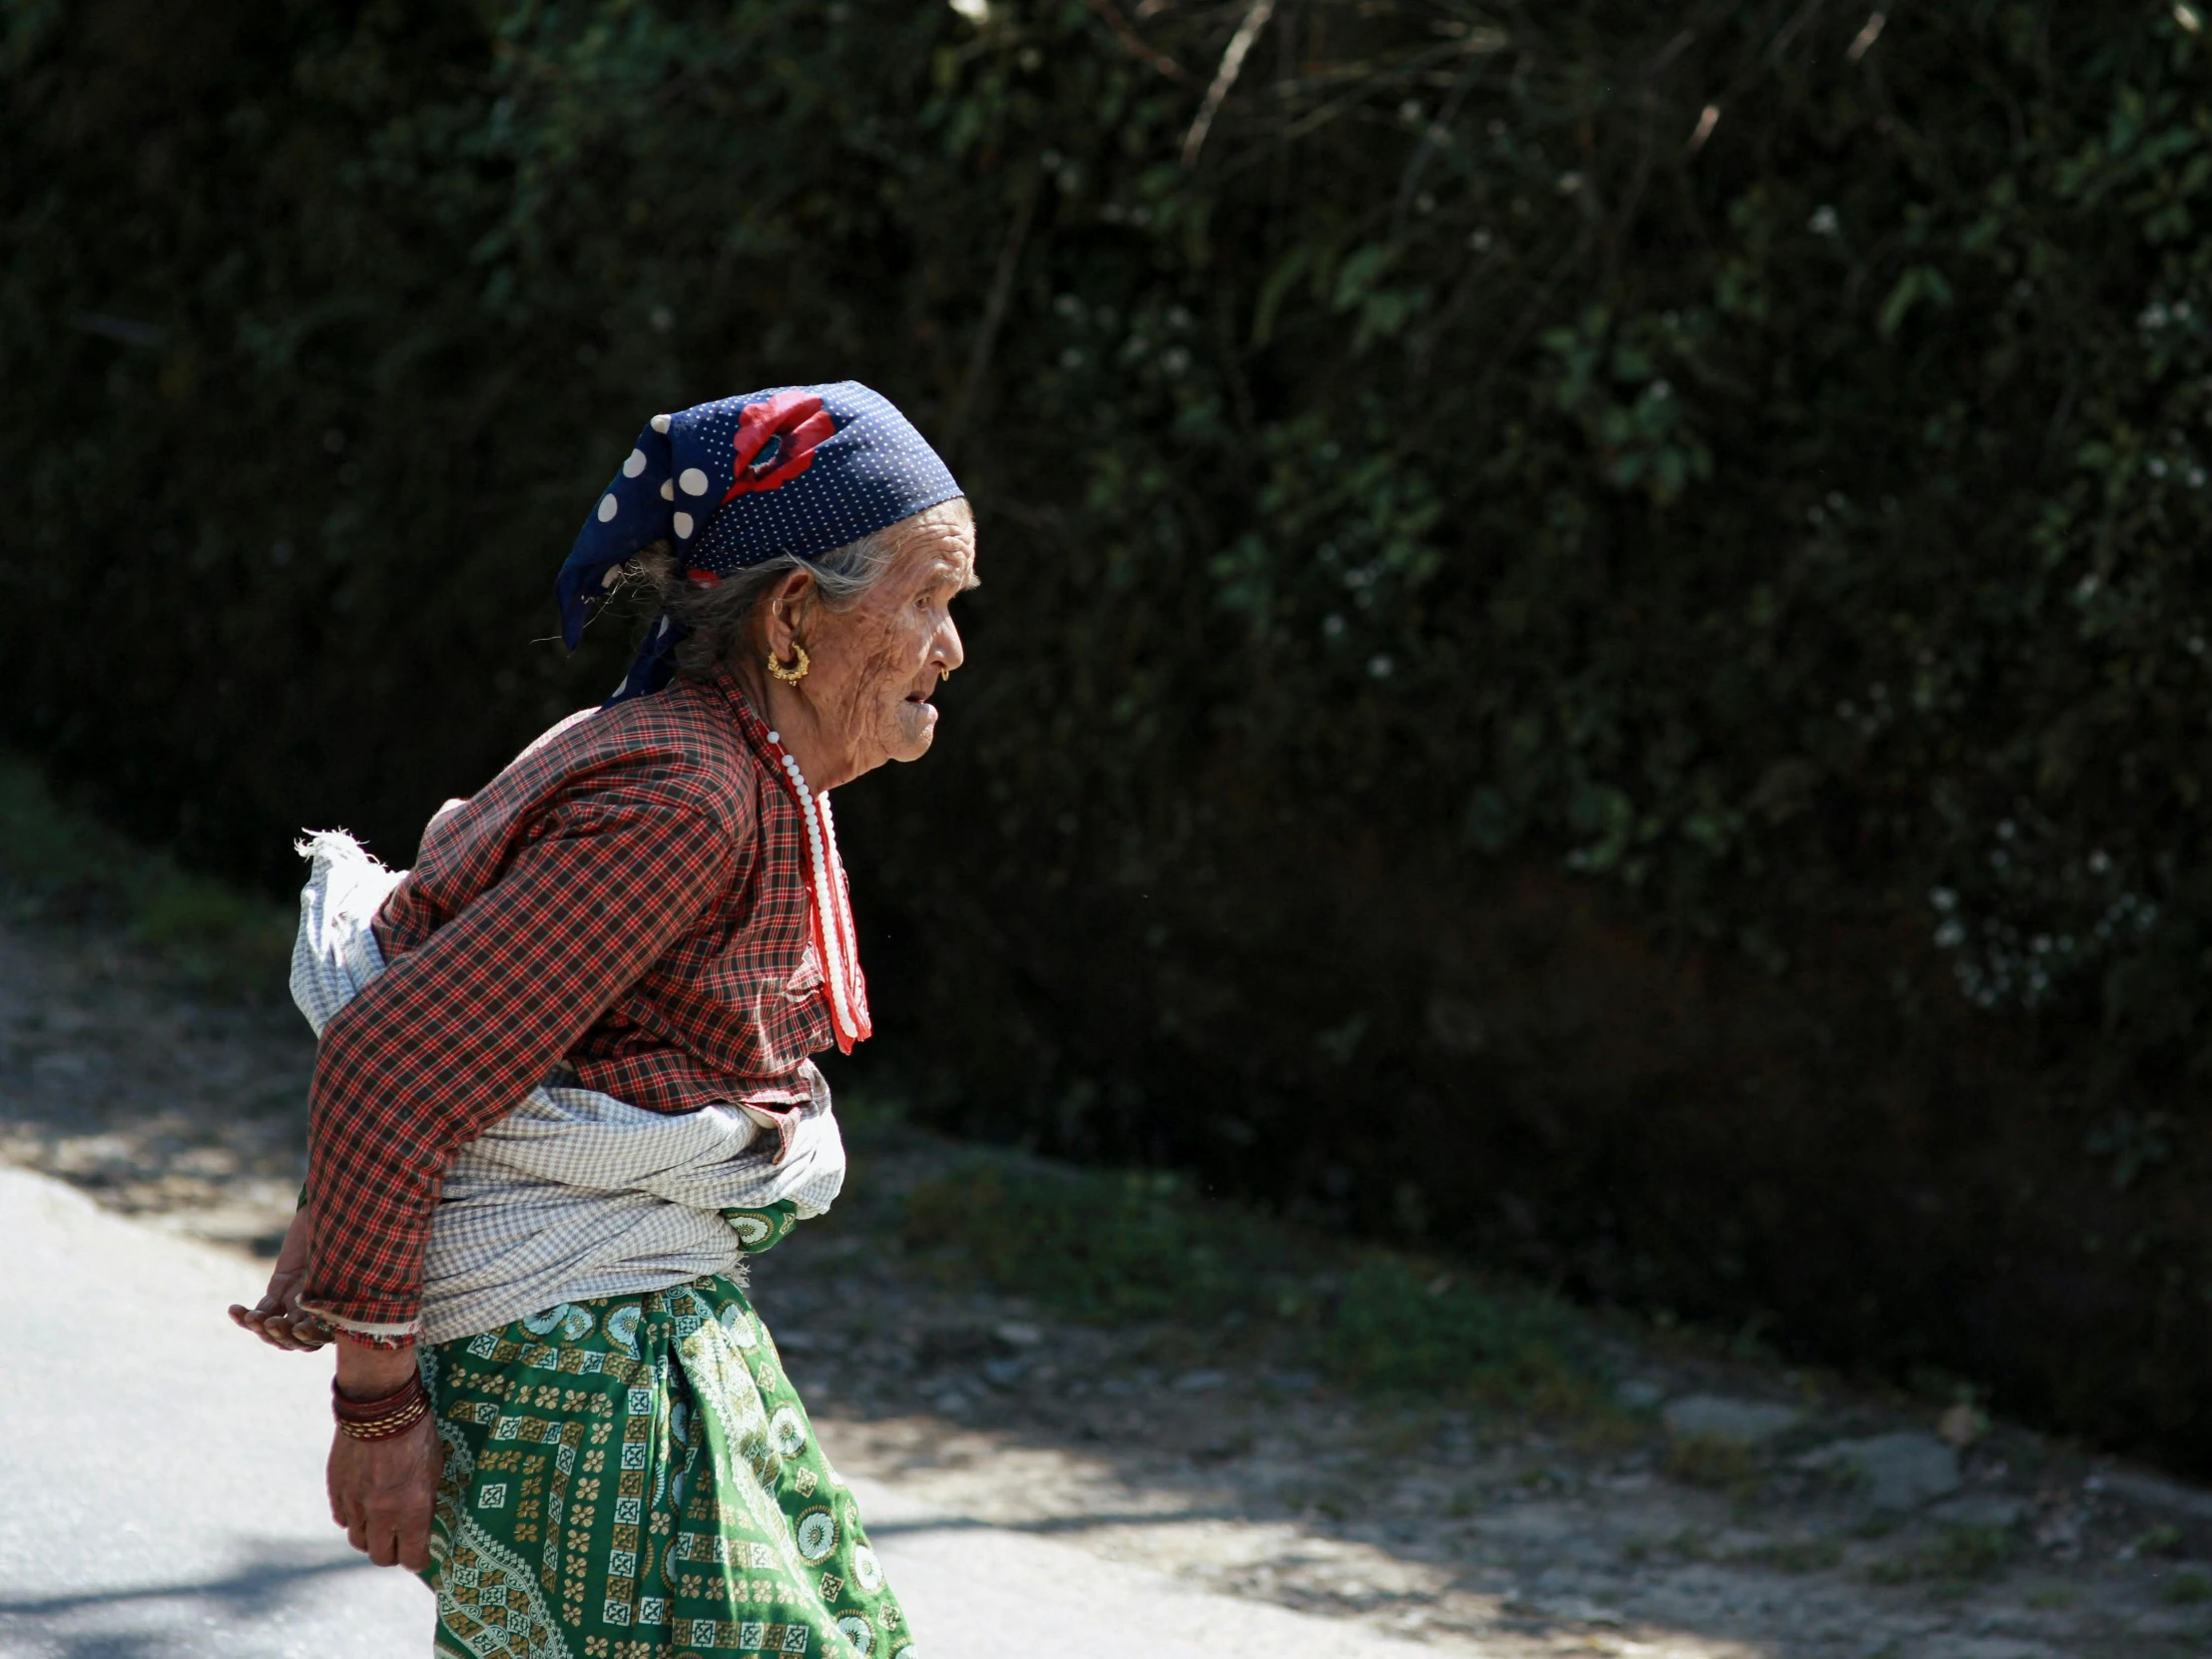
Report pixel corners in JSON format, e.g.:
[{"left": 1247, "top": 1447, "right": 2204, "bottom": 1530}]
[{"left": 419, "top": 1249, "right": 907, "bottom": 1659}]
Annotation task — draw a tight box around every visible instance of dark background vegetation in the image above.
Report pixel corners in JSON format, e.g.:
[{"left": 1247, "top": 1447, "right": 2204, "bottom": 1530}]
[{"left": 5, "top": 0, "right": 2211, "bottom": 1468}]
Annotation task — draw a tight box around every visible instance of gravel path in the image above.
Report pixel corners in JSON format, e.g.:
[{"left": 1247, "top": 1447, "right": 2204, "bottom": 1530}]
[{"left": 2, "top": 912, "right": 2210, "bottom": 1658}]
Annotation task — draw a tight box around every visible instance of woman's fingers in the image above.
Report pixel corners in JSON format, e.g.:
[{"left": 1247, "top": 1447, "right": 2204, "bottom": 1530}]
[
  {"left": 228, "top": 1304, "right": 289, "bottom": 1351},
  {"left": 232, "top": 1258, "right": 315, "bottom": 1349},
  {"left": 328, "top": 1454, "right": 356, "bottom": 1531},
  {"left": 280, "top": 1284, "right": 332, "bottom": 1349},
  {"left": 326, "top": 1416, "right": 440, "bottom": 1571},
  {"left": 269, "top": 1313, "right": 328, "bottom": 1352},
  {"left": 396, "top": 1512, "right": 433, "bottom": 1573},
  {"left": 229, "top": 1300, "right": 330, "bottom": 1352},
  {"left": 363, "top": 1505, "right": 431, "bottom": 1571},
  {"left": 230, "top": 1298, "right": 287, "bottom": 1340}
]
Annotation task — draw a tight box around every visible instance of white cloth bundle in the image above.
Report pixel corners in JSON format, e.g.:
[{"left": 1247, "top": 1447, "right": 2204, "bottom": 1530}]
[{"left": 290, "top": 831, "right": 845, "bottom": 1345}]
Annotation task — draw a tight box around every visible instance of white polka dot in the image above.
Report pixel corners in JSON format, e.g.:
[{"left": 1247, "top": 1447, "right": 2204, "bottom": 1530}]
[
  {"left": 679, "top": 468, "right": 709, "bottom": 496},
  {"left": 623, "top": 448, "right": 647, "bottom": 477},
  {"left": 651, "top": 413, "right": 672, "bottom": 433},
  {"left": 673, "top": 512, "right": 695, "bottom": 538},
  {"left": 660, "top": 479, "right": 674, "bottom": 501},
  {"left": 597, "top": 494, "right": 618, "bottom": 522}
]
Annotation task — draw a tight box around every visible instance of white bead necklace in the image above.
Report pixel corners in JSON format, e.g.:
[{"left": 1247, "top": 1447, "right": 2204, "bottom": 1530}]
[{"left": 765, "top": 730, "right": 871, "bottom": 1052}]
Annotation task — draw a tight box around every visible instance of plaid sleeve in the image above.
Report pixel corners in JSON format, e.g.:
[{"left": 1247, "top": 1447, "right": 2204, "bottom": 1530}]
[{"left": 300, "top": 799, "right": 735, "bottom": 1345}]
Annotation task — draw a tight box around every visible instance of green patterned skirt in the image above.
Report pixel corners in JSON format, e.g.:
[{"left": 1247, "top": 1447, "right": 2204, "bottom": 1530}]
[{"left": 418, "top": 1213, "right": 907, "bottom": 1659}]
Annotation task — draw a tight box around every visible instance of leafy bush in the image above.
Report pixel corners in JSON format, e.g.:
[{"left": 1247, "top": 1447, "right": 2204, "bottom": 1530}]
[
  {"left": 0, "top": 755, "right": 291, "bottom": 995},
  {"left": 6, "top": 0, "right": 2212, "bottom": 1466},
  {"left": 1320, "top": 1259, "right": 1587, "bottom": 1406},
  {"left": 903, "top": 1162, "right": 1238, "bottom": 1323},
  {"left": 1867, "top": 1522, "right": 2017, "bottom": 1586},
  {"left": 2164, "top": 1567, "right": 2212, "bottom": 1606},
  {"left": 903, "top": 1157, "right": 1594, "bottom": 1407},
  {"left": 1664, "top": 1433, "right": 1763, "bottom": 1498}
]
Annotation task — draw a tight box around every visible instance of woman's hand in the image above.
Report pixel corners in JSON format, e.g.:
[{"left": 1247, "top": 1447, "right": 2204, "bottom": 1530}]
[
  {"left": 327, "top": 1345, "right": 441, "bottom": 1571},
  {"left": 229, "top": 1204, "right": 330, "bottom": 1352},
  {"left": 328, "top": 1415, "right": 441, "bottom": 1570}
]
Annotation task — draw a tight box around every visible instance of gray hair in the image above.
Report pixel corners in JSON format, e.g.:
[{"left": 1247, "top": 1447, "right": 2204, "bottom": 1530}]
[{"left": 634, "top": 498, "right": 967, "bottom": 679}]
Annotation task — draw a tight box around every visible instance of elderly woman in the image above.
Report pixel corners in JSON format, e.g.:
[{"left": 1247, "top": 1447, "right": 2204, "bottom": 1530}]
[{"left": 229, "top": 382, "right": 971, "bottom": 1658}]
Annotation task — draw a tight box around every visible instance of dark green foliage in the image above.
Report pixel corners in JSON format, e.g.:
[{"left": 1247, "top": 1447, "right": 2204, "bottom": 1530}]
[
  {"left": 2164, "top": 1567, "right": 2212, "bottom": 1605},
  {"left": 1320, "top": 1259, "right": 1586, "bottom": 1404},
  {"left": 0, "top": 756, "right": 290, "bottom": 994},
  {"left": 1664, "top": 1433, "right": 1762, "bottom": 1496},
  {"left": 1738, "top": 1537, "right": 1844, "bottom": 1573},
  {"left": 902, "top": 1157, "right": 1591, "bottom": 1406},
  {"left": 7, "top": 1, "right": 2212, "bottom": 1465},
  {"left": 904, "top": 1162, "right": 1236, "bottom": 1323},
  {"left": 1867, "top": 1522, "right": 2017, "bottom": 1586}
]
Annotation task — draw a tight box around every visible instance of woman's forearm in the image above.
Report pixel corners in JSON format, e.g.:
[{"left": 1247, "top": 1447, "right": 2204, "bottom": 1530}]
[{"left": 333, "top": 1339, "right": 420, "bottom": 1398}]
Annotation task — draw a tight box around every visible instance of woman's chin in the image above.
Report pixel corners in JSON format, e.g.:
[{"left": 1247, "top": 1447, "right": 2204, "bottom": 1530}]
[{"left": 886, "top": 699, "right": 938, "bottom": 761}]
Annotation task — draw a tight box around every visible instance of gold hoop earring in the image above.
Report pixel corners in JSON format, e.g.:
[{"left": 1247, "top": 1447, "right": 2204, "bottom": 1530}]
[{"left": 767, "top": 641, "right": 811, "bottom": 685}]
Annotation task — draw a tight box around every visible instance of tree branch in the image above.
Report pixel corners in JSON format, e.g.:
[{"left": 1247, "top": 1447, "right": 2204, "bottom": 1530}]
[
  {"left": 1077, "top": 0, "right": 1196, "bottom": 85},
  {"left": 1182, "top": 0, "right": 1279, "bottom": 169},
  {"left": 943, "top": 170, "right": 1043, "bottom": 462}
]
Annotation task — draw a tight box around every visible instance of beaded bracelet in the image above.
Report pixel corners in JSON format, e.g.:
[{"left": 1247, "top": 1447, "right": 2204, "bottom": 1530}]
[
  {"left": 331, "top": 1375, "right": 429, "bottom": 1440},
  {"left": 333, "top": 1399, "right": 427, "bottom": 1439}
]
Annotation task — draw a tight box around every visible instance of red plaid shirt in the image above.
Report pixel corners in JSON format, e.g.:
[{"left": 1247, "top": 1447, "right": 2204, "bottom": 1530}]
[{"left": 301, "top": 667, "right": 833, "bottom": 1344}]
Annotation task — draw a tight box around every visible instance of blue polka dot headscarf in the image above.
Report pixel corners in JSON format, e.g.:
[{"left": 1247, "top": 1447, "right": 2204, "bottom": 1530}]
[{"left": 556, "top": 381, "right": 963, "bottom": 703}]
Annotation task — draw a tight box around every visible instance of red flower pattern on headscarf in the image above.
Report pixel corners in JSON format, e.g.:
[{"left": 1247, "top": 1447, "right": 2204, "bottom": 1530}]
[{"left": 721, "top": 391, "right": 834, "bottom": 502}]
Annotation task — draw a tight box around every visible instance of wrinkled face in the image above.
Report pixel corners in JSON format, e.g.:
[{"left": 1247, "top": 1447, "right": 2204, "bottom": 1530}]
[{"left": 803, "top": 503, "right": 976, "bottom": 774}]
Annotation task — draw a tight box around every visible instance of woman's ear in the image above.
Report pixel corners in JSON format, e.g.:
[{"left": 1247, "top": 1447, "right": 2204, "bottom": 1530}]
[{"left": 763, "top": 568, "right": 817, "bottom": 653}]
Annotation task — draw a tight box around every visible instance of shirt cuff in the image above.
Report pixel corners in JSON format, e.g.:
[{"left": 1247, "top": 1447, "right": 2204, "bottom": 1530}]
[{"left": 300, "top": 1299, "right": 422, "bottom": 1351}]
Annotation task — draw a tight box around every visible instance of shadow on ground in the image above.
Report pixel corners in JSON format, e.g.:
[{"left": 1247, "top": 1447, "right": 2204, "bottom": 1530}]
[{"left": 0, "top": 1542, "right": 387, "bottom": 1659}]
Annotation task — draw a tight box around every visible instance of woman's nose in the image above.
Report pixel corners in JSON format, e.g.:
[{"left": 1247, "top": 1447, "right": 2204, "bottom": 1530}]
[{"left": 936, "top": 616, "right": 965, "bottom": 674}]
